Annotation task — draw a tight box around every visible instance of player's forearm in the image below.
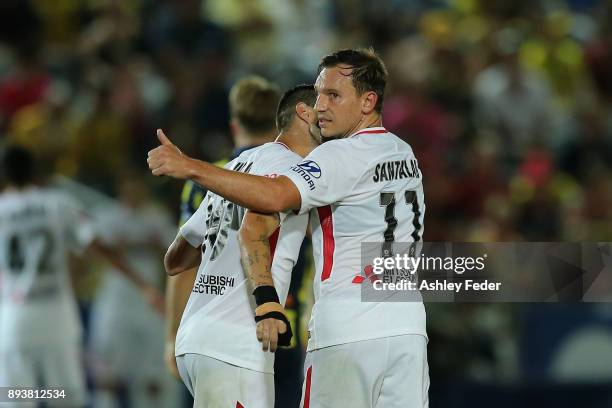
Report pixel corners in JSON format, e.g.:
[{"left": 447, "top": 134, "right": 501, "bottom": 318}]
[
  {"left": 239, "top": 229, "right": 274, "bottom": 289},
  {"left": 165, "top": 268, "right": 197, "bottom": 340},
  {"left": 185, "top": 159, "right": 288, "bottom": 214},
  {"left": 90, "top": 241, "right": 148, "bottom": 290}
]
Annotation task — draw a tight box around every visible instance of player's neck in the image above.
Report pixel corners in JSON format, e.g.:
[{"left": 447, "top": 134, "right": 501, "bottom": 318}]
[
  {"left": 276, "top": 130, "right": 316, "bottom": 158},
  {"left": 345, "top": 113, "right": 383, "bottom": 138},
  {"left": 234, "top": 131, "right": 276, "bottom": 148}
]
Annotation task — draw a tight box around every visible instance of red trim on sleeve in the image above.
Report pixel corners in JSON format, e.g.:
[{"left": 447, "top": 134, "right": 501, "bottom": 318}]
[
  {"left": 317, "top": 206, "right": 335, "bottom": 281},
  {"left": 236, "top": 402, "right": 244, "bottom": 408},
  {"left": 303, "top": 366, "right": 313, "bottom": 408}
]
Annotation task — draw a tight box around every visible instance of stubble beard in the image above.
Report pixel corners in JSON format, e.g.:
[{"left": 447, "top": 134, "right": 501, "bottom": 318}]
[{"left": 309, "top": 123, "right": 323, "bottom": 145}]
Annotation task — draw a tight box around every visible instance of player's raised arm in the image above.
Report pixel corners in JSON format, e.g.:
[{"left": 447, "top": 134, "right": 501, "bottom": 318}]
[
  {"left": 88, "top": 240, "right": 165, "bottom": 315},
  {"left": 238, "top": 210, "right": 292, "bottom": 352},
  {"left": 147, "top": 129, "right": 301, "bottom": 214}
]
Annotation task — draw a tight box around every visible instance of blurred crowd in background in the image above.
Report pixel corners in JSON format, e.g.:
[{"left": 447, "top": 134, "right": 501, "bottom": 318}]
[{"left": 1, "top": 0, "right": 611, "bottom": 407}]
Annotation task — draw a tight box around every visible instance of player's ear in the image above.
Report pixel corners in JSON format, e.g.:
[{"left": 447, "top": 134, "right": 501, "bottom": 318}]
[
  {"left": 295, "top": 102, "right": 311, "bottom": 124},
  {"left": 229, "top": 119, "right": 239, "bottom": 137},
  {"left": 361, "top": 91, "right": 378, "bottom": 115}
]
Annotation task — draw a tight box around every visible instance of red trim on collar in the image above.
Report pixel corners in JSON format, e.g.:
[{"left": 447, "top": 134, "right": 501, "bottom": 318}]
[{"left": 350, "top": 128, "right": 387, "bottom": 137}]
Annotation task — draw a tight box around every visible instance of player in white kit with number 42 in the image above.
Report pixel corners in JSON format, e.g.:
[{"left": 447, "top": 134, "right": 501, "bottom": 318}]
[
  {"left": 148, "top": 48, "right": 429, "bottom": 408},
  {"left": 0, "top": 146, "right": 164, "bottom": 408}
]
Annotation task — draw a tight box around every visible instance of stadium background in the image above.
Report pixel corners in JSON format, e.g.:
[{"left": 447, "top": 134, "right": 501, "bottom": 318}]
[{"left": 0, "top": 0, "right": 611, "bottom": 407}]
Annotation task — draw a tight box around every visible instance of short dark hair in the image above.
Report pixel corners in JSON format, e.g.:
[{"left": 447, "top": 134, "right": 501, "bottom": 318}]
[
  {"left": 276, "top": 84, "right": 317, "bottom": 131},
  {"left": 318, "top": 48, "right": 388, "bottom": 113},
  {"left": 2, "top": 145, "right": 34, "bottom": 187},
  {"left": 229, "top": 76, "right": 281, "bottom": 134}
]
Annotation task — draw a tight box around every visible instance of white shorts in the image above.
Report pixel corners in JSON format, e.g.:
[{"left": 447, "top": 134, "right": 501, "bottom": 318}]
[
  {"left": 300, "top": 335, "right": 429, "bottom": 408},
  {"left": 176, "top": 353, "right": 274, "bottom": 408},
  {"left": 0, "top": 342, "right": 87, "bottom": 407}
]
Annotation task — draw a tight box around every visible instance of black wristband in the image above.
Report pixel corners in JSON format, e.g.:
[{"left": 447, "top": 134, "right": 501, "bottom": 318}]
[
  {"left": 255, "top": 311, "right": 293, "bottom": 347},
  {"left": 253, "top": 285, "right": 280, "bottom": 306}
]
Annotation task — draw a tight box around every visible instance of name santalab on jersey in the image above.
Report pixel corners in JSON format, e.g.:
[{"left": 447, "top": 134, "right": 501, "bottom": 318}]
[{"left": 373, "top": 159, "right": 420, "bottom": 182}]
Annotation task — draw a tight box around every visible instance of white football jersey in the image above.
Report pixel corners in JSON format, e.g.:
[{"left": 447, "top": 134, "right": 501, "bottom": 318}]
[
  {"left": 175, "top": 142, "right": 308, "bottom": 374},
  {"left": 283, "top": 127, "right": 427, "bottom": 351},
  {"left": 0, "top": 187, "right": 95, "bottom": 350}
]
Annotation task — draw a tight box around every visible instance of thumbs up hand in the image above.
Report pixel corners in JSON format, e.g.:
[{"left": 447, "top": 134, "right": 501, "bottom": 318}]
[
  {"left": 147, "top": 129, "right": 193, "bottom": 179},
  {"left": 156, "top": 128, "right": 174, "bottom": 146}
]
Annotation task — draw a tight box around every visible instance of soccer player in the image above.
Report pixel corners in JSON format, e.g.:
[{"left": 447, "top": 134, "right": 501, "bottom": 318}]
[
  {"left": 166, "top": 77, "right": 281, "bottom": 380},
  {"left": 166, "top": 77, "right": 311, "bottom": 408},
  {"left": 148, "top": 48, "right": 429, "bottom": 408},
  {"left": 89, "top": 175, "right": 181, "bottom": 408},
  {"left": 0, "top": 146, "right": 163, "bottom": 407},
  {"left": 163, "top": 84, "right": 320, "bottom": 407}
]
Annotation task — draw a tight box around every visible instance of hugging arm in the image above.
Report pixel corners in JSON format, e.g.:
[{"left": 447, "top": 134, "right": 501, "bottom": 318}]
[{"left": 148, "top": 130, "right": 301, "bottom": 214}]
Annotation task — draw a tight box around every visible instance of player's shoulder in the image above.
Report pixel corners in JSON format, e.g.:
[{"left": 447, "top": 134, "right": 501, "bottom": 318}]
[
  {"left": 0, "top": 188, "right": 17, "bottom": 202},
  {"left": 244, "top": 142, "right": 301, "bottom": 172},
  {"left": 306, "top": 138, "right": 345, "bottom": 159},
  {"left": 352, "top": 128, "right": 416, "bottom": 157},
  {"left": 229, "top": 143, "right": 265, "bottom": 166},
  {"left": 308, "top": 128, "right": 409, "bottom": 159},
  {"left": 3, "top": 187, "right": 77, "bottom": 218},
  {"left": 38, "top": 187, "right": 76, "bottom": 205},
  {"left": 3, "top": 186, "right": 57, "bottom": 204},
  {"left": 43, "top": 189, "right": 87, "bottom": 220},
  {"left": 254, "top": 142, "right": 300, "bottom": 161}
]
